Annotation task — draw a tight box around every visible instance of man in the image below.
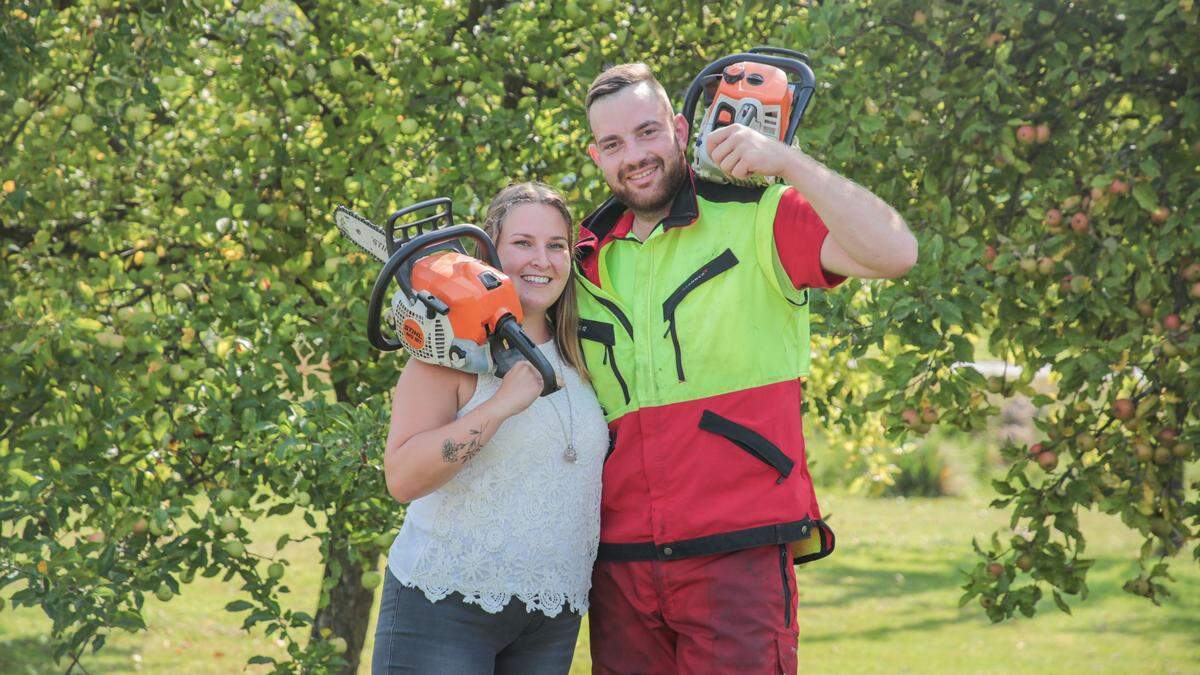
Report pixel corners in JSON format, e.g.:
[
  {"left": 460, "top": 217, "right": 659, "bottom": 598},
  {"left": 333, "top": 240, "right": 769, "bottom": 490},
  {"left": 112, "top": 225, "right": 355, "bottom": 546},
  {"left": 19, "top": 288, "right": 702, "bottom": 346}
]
[{"left": 573, "top": 62, "right": 916, "bottom": 673}]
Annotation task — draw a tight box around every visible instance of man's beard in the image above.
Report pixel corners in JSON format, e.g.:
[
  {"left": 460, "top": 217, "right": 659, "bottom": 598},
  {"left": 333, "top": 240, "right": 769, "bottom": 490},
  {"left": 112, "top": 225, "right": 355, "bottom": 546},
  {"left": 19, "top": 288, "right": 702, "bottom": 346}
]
[{"left": 610, "top": 148, "right": 688, "bottom": 215}]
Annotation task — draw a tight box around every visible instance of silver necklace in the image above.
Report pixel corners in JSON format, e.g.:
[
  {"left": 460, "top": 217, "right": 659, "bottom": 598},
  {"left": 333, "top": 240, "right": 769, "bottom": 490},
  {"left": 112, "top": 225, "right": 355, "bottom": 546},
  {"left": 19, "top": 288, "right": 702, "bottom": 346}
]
[{"left": 541, "top": 354, "right": 577, "bottom": 463}]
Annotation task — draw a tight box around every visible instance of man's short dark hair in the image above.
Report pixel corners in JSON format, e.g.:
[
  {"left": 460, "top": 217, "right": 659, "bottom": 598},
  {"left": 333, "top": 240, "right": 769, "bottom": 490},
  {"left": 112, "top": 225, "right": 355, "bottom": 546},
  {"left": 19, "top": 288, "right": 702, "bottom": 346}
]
[{"left": 585, "top": 63, "right": 672, "bottom": 113}]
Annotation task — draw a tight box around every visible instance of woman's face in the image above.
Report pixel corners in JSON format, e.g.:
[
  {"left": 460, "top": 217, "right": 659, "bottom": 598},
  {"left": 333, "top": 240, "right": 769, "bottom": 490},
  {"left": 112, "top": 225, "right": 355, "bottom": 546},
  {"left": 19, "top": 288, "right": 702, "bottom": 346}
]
[{"left": 495, "top": 202, "right": 571, "bottom": 319}]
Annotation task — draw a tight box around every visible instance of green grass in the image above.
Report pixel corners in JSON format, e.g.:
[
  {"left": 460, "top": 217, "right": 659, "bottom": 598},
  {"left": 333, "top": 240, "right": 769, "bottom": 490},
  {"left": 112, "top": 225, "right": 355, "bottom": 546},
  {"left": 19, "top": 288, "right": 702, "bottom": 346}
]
[{"left": 3, "top": 493, "right": 1198, "bottom": 674}]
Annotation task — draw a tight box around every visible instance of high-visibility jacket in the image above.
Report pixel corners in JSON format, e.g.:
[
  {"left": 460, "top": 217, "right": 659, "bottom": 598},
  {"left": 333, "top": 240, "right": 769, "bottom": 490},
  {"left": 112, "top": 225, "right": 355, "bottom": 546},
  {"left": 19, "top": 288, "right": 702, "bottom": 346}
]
[{"left": 575, "top": 171, "right": 838, "bottom": 564}]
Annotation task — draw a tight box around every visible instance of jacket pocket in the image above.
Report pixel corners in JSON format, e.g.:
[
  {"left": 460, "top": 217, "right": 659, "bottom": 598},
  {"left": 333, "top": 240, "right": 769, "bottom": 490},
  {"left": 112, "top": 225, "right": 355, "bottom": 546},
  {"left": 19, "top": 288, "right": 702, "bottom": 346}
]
[
  {"left": 579, "top": 318, "right": 630, "bottom": 405},
  {"left": 698, "top": 410, "right": 794, "bottom": 484},
  {"left": 661, "top": 249, "right": 739, "bottom": 381}
]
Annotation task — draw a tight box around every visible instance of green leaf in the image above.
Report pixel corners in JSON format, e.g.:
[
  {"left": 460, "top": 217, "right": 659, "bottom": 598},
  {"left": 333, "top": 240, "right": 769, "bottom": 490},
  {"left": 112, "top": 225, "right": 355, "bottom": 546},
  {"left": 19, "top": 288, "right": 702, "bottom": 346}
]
[
  {"left": 1132, "top": 183, "right": 1157, "bottom": 212},
  {"left": 1052, "top": 590, "right": 1072, "bottom": 615},
  {"left": 225, "top": 600, "right": 254, "bottom": 613}
]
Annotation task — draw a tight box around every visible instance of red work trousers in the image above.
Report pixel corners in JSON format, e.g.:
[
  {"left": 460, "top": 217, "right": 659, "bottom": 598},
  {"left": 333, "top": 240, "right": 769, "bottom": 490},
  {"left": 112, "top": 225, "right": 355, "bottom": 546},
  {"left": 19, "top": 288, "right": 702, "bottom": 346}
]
[{"left": 589, "top": 544, "right": 799, "bottom": 674}]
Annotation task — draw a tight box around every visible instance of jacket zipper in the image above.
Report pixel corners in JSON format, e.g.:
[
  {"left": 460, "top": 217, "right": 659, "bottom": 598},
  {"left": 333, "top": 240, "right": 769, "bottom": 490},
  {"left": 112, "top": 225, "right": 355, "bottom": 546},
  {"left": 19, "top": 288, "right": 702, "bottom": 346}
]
[{"left": 661, "top": 249, "right": 739, "bottom": 381}]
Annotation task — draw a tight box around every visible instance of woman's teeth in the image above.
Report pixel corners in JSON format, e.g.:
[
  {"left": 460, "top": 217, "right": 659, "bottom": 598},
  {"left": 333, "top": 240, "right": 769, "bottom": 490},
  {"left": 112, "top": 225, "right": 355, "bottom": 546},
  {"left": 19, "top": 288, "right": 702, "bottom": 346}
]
[{"left": 521, "top": 275, "right": 551, "bottom": 285}]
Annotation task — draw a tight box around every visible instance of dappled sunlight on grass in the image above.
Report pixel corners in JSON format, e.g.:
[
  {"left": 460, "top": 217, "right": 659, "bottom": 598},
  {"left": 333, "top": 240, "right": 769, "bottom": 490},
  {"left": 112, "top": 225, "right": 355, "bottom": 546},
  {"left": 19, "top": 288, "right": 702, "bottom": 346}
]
[{"left": 4, "top": 493, "right": 1196, "bottom": 674}]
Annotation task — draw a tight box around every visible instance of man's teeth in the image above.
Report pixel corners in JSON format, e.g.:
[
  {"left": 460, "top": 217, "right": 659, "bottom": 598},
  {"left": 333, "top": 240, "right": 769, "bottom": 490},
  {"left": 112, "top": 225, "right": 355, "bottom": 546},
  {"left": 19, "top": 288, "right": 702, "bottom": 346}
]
[
  {"left": 522, "top": 275, "right": 550, "bottom": 284},
  {"left": 627, "top": 166, "right": 656, "bottom": 181}
]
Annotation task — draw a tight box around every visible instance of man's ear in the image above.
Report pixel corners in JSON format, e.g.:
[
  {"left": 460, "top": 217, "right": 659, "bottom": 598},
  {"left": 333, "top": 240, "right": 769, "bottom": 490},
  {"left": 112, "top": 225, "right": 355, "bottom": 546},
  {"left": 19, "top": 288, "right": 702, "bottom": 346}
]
[
  {"left": 587, "top": 143, "right": 600, "bottom": 164},
  {"left": 673, "top": 113, "right": 690, "bottom": 151}
]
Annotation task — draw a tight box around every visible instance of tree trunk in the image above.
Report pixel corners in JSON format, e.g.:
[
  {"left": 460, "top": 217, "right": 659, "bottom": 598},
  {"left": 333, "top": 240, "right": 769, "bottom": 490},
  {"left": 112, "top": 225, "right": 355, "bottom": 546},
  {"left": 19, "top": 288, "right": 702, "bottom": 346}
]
[{"left": 311, "top": 543, "right": 379, "bottom": 674}]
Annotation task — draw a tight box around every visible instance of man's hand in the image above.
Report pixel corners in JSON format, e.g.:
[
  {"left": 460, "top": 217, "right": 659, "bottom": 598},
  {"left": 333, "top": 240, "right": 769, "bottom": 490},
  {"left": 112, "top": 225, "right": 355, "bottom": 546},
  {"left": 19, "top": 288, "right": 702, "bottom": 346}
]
[{"left": 705, "top": 124, "right": 791, "bottom": 181}]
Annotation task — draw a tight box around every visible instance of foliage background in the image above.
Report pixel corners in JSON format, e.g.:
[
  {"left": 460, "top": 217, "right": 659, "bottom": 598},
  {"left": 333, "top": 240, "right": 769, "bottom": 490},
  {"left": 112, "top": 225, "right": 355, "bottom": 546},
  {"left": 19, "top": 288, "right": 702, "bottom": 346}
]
[{"left": 2, "top": 0, "right": 1197, "bottom": 671}]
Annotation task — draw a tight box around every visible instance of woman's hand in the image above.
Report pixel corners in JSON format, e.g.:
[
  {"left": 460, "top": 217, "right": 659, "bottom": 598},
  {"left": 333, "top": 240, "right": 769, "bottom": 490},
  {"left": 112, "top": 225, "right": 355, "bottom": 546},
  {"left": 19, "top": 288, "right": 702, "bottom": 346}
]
[{"left": 488, "top": 361, "right": 547, "bottom": 419}]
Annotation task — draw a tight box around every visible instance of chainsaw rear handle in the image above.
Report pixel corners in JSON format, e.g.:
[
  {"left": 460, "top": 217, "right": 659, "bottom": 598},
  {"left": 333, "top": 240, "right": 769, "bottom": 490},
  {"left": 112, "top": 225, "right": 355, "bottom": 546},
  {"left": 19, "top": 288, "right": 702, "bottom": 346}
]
[
  {"left": 366, "top": 224, "right": 502, "bottom": 352},
  {"left": 681, "top": 49, "right": 816, "bottom": 147},
  {"left": 493, "top": 315, "right": 560, "bottom": 397}
]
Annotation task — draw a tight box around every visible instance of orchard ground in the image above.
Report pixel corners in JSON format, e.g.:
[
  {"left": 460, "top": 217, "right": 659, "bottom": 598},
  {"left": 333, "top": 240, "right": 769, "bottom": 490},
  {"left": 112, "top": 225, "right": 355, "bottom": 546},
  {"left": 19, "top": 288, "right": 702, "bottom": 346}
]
[{"left": 3, "top": 445, "right": 1197, "bottom": 674}]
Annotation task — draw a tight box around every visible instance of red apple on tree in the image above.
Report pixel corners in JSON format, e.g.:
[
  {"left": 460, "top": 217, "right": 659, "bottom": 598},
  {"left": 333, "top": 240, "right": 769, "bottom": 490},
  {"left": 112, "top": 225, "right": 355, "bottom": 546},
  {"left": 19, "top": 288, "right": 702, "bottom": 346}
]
[
  {"left": 1109, "top": 179, "right": 1129, "bottom": 196},
  {"left": 987, "top": 562, "right": 1004, "bottom": 579},
  {"left": 1163, "top": 314, "right": 1181, "bottom": 332},
  {"left": 1150, "top": 206, "right": 1170, "bottom": 224},
  {"left": 1070, "top": 212, "right": 1090, "bottom": 233},
  {"left": 1112, "top": 398, "right": 1135, "bottom": 421},
  {"left": 1036, "top": 450, "right": 1058, "bottom": 471},
  {"left": 1044, "top": 208, "right": 1063, "bottom": 228}
]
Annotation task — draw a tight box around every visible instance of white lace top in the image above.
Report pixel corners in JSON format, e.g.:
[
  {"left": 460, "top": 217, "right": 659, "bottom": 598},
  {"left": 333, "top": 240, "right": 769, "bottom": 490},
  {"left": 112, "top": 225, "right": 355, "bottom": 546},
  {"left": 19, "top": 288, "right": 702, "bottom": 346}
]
[{"left": 387, "top": 340, "right": 608, "bottom": 617}]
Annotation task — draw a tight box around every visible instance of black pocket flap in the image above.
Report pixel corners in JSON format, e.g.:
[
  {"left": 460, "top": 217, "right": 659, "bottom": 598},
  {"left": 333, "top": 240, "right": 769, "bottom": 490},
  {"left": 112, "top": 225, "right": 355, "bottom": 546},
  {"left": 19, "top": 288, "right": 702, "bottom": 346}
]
[
  {"left": 699, "top": 410, "right": 794, "bottom": 480},
  {"left": 578, "top": 318, "right": 616, "bottom": 346}
]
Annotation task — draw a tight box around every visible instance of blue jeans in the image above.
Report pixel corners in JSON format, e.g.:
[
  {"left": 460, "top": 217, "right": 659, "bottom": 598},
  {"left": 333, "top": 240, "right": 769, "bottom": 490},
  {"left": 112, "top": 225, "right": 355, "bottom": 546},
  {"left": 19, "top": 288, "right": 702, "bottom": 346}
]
[{"left": 371, "top": 569, "right": 582, "bottom": 674}]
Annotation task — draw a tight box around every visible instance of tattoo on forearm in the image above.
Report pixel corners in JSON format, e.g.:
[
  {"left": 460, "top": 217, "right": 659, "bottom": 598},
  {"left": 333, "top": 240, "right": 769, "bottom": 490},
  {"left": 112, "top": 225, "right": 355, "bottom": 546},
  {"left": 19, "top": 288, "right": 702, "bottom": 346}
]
[{"left": 441, "top": 428, "right": 483, "bottom": 464}]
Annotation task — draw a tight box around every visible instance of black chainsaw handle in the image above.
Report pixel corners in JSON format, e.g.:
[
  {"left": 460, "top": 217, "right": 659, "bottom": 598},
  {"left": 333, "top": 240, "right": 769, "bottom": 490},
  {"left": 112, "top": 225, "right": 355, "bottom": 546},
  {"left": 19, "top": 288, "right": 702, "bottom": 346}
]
[
  {"left": 681, "top": 49, "right": 816, "bottom": 146},
  {"left": 366, "top": 224, "right": 502, "bottom": 352},
  {"left": 493, "top": 315, "right": 560, "bottom": 397}
]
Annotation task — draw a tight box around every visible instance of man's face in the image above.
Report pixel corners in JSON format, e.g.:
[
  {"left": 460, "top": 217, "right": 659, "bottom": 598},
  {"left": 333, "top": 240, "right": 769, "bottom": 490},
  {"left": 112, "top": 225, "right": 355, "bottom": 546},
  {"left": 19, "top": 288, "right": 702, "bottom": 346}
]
[{"left": 587, "top": 83, "right": 690, "bottom": 214}]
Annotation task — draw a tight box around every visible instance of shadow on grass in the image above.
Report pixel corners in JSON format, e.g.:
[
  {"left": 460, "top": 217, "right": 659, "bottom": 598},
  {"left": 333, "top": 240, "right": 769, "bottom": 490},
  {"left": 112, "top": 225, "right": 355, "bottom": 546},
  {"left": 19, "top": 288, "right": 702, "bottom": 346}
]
[
  {"left": 797, "top": 546, "right": 1200, "bottom": 645},
  {"left": 0, "top": 634, "right": 135, "bottom": 674}
]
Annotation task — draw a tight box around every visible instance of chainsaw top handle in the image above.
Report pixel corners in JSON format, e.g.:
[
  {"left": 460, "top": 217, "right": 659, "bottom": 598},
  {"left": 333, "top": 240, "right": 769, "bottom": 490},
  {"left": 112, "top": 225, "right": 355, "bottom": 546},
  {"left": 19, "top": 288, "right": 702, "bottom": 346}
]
[
  {"left": 681, "top": 48, "right": 816, "bottom": 147},
  {"left": 367, "top": 224, "right": 502, "bottom": 351},
  {"left": 747, "top": 46, "right": 810, "bottom": 64}
]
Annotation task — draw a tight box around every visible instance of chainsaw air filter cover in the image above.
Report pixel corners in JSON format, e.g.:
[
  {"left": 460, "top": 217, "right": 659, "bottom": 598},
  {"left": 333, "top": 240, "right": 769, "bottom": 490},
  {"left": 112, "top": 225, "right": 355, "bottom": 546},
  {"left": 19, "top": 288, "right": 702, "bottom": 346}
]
[{"left": 389, "top": 288, "right": 493, "bottom": 374}]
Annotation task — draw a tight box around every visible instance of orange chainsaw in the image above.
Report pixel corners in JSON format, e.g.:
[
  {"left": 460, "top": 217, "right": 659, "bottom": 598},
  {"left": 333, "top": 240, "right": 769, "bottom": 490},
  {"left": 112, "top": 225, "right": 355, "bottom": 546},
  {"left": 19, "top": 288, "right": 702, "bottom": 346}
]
[
  {"left": 683, "top": 46, "right": 815, "bottom": 186},
  {"left": 334, "top": 198, "right": 558, "bottom": 396}
]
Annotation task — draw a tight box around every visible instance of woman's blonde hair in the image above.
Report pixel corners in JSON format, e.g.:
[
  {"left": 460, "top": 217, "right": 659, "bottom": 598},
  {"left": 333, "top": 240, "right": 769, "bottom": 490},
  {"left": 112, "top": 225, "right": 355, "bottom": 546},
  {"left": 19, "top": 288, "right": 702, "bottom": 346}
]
[{"left": 482, "top": 182, "right": 589, "bottom": 382}]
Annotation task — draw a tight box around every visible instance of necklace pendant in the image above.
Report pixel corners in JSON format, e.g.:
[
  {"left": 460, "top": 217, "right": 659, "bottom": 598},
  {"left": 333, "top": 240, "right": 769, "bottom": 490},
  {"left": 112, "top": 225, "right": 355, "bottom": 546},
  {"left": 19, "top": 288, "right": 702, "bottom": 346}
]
[{"left": 564, "top": 444, "right": 577, "bottom": 463}]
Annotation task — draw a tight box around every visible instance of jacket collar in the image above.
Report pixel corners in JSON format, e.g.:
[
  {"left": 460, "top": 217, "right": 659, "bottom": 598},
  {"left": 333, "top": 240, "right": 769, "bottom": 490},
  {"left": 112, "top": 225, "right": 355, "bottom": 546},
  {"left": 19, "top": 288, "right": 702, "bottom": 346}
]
[{"left": 576, "top": 167, "right": 701, "bottom": 263}]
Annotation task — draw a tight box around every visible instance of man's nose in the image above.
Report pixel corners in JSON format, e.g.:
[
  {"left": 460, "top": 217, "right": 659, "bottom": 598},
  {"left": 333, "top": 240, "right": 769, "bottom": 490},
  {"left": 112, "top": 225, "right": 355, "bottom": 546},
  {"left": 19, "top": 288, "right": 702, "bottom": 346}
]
[{"left": 622, "top": 146, "right": 652, "bottom": 173}]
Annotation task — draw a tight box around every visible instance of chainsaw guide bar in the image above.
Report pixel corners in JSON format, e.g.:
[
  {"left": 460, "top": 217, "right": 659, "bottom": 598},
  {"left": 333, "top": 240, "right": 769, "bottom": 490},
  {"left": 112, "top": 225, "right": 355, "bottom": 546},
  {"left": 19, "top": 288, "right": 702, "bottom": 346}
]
[{"left": 334, "top": 205, "right": 390, "bottom": 263}]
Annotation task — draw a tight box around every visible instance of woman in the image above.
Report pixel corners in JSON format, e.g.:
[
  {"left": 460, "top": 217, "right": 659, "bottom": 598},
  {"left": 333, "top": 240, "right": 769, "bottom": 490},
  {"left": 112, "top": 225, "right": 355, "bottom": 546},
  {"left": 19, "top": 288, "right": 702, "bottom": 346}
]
[{"left": 372, "top": 182, "right": 607, "bottom": 674}]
